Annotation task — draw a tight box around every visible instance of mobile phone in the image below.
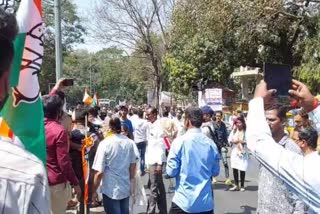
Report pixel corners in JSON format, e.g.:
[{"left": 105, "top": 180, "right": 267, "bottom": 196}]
[
  {"left": 62, "top": 78, "right": 74, "bottom": 86},
  {"left": 264, "top": 63, "right": 292, "bottom": 104}
]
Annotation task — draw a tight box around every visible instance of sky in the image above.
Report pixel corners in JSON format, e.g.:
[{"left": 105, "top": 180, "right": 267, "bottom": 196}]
[
  {"left": 74, "top": 0, "right": 105, "bottom": 52},
  {"left": 74, "top": 0, "right": 90, "bottom": 14}
]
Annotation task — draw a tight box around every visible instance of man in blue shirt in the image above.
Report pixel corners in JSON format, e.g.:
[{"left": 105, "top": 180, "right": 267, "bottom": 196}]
[
  {"left": 120, "top": 105, "right": 134, "bottom": 135},
  {"left": 166, "top": 107, "right": 220, "bottom": 214}
]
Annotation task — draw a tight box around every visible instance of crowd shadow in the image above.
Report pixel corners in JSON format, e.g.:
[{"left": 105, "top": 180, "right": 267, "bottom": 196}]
[
  {"left": 245, "top": 185, "right": 258, "bottom": 191},
  {"left": 213, "top": 183, "right": 230, "bottom": 191},
  {"left": 225, "top": 205, "right": 257, "bottom": 214},
  {"left": 213, "top": 183, "right": 258, "bottom": 192}
]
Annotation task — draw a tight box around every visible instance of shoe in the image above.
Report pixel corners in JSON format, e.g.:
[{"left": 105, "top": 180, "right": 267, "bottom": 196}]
[
  {"left": 164, "top": 174, "right": 172, "bottom": 179},
  {"left": 140, "top": 171, "right": 146, "bottom": 176},
  {"left": 229, "top": 185, "right": 239, "bottom": 191},
  {"left": 67, "top": 200, "right": 78, "bottom": 209},
  {"left": 225, "top": 178, "right": 233, "bottom": 186},
  {"left": 212, "top": 178, "right": 217, "bottom": 184},
  {"left": 240, "top": 187, "right": 245, "bottom": 192}
]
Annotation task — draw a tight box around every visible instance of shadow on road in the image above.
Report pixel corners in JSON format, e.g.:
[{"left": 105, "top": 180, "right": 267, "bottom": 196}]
[
  {"left": 224, "top": 205, "right": 257, "bottom": 214},
  {"left": 213, "top": 183, "right": 231, "bottom": 191},
  {"left": 245, "top": 185, "right": 258, "bottom": 191},
  {"left": 213, "top": 183, "right": 258, "bottom": 192}
]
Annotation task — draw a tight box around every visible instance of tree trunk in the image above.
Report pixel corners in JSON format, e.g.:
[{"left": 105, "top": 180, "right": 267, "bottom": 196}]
[{"left": 147, "top": 48, "right": 161, "bottom": 109}]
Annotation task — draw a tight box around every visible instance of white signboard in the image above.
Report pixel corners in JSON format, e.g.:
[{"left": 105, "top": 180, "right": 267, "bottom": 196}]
[
  {"left": 160, "top": 91, "right": 176, "bottom": 106},
  {"left": 204, "top": 88, "right": 223, "bottom": 111}
]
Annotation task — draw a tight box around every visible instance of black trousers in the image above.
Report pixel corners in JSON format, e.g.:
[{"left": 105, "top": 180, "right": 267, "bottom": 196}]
[
  {"left": 232, "top": 168, "right": 246, "bottom": 188},
  {"left": 169, "top": 202, "right": 214, "bottom": 214}
]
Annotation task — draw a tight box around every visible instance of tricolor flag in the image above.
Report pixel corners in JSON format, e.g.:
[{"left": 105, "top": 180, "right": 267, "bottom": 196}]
[
  {"left": 81, "top": 135, "right": 94, "bottom": 208},
  {"left": 93, "top": 92, "right": 99, "bottom": 107},
  {"left": 83, "top": 89, "right": 93, "bottom": 105},
  {"left": 0, "top": 0, "right": 46, "bottom": 163}
]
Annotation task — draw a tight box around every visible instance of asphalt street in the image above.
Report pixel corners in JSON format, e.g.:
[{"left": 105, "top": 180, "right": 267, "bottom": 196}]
[{"left": 67, "top": 154, "right": 260, "bottom": 214}]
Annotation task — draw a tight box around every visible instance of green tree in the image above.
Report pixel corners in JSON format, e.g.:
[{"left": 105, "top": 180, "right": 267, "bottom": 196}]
[
  {"left": 165, "top": 0, "right": 320, "bottom": 95},
  {"left": 62, "top": 48, "right": 150, "bottom": 105},
  {"left": 92, "top": 0, "right": 172, "bottom": 107},
  {"left": 295, "top": 13, "right": 320, "bottom": 93}
]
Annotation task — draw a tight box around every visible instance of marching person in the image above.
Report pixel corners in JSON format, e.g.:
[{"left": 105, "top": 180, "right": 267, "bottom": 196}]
[
  {"left": 167, "top": 107, "right": 220, "bottom": 213},
  {"left": 130, "top": 108, "right": 148, "bottom": 175},
  {"left": 92, "top": 118, "right": 137, "bottom": 214},
  {"left": 145, "top": 107, "right": 168, "bottom": 214},
  {"left": 201, "top": 106, "right": 231, "bottom": 186}
]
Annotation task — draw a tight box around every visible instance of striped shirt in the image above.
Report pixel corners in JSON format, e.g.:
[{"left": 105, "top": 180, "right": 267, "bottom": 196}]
[
  {"left": 257, "top": 136, "right": 305, "bottom": 214},
  {"left": 247, "top": 98, "right": 320, "bottom": 213},
  {"left": 0, "top": 139, "right": 50, "bottom": 214}
]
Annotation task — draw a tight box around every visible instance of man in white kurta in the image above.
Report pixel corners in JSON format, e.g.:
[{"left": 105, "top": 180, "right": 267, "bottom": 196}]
[{"left": 246, "top": 80, "right": 320, "bottom": 213}]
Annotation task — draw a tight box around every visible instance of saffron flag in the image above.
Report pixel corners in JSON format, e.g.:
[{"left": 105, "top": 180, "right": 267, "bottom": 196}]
[
  {"left": 83, "top": 89, "right": 93, "bottom": 105},
  {"left": 81, "top": 136, "right": 94, "bottom": 207},
  {"left": 93, "top": 92, "right": 99, "bottom": 107},
  {"left": 0, "top": 0, "right": 46, "bottom": 163}
]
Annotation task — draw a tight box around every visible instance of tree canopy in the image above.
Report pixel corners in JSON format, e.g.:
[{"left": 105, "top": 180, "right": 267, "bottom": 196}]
[
  {"left": 36, "top": 0, "right": 320, "bottom": 105},
  {"left": 165, "top": 0, "right": 320, "bottom": 95}
]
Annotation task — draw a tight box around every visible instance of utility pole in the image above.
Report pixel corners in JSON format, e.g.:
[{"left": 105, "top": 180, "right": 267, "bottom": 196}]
[
  {"left": 54, "top": 0, "right": 63, "bottom": 82},
  {"left": 89, "top": 54, "right": 92, "bottom": 94}
]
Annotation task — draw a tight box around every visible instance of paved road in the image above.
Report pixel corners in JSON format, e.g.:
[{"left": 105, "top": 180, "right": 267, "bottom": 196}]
[{"left": 67, "top": 154, "right": 260, "bottom": 214}]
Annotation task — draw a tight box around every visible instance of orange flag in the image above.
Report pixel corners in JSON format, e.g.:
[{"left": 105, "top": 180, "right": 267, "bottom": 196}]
[{"left": 83, "top": 89, "right": 93, "bottom": 105}]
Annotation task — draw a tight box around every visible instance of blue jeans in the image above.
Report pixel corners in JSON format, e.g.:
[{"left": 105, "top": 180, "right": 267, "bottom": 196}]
[
  {"left": 136, "top": 141, "right": 147, "bottom": 173},
  {"left": 103, "top": 194, "right": 129, "bottom": 214}
]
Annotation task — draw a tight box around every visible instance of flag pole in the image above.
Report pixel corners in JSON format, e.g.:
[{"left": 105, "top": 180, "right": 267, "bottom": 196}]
[
  {"left": 54, "top": 0, "right": 63, "bottom": 81},
  {"left": 84, "top": 115, "right": 88, "bottom": 214},
  {"left": 83, "top": 115, "right": 90, "bottom": 214}
]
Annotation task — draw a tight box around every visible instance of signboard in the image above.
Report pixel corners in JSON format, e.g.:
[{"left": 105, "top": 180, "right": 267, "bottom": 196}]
[
  {"left": 199, "top": 88, "right": 223, "bottom": 111},
  {"left": 160, "top": 91, "right": 177, "bottom": 106},
  {"left": 147, "top": 90, "right": 155, "bottom": 105}
]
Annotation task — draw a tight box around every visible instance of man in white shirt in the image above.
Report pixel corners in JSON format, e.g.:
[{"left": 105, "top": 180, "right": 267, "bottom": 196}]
[
  {"left": 92, "top": 118, "right": 136, "bottom": 214},
  {"left": 246, "top": 80, "right": 320, "bottom": 213},
  {"left": 292, "top": 127, "right": 318, "bottom": 157},
  {"left": 131, "top": 108, "right": 148, "bottom": 175},
  {"left": 0, "top": 8, "right": 50, "bottom": 214},
  {"left": 145, "top": 107, "right": 167, "bottom": 214},
  {"left": 173, "top": 108, "right": 185, "bottom": 137}
]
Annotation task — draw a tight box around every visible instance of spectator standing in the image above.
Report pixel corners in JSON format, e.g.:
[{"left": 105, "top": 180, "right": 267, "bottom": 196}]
[
  {"left": 246, "top": 79, "right": 320, "bottom": 212},
  {"left": 214, "top": 111, "right": 232, "bottom": 186},
  {"left": 228, "top": 116, "right": 248, "bottom": 191},
  {"left": 256, "top": 105, "right": 305, "bottom": 213},
  {"left": 43, "top": 95, "right": 81, "bottom": 214}
]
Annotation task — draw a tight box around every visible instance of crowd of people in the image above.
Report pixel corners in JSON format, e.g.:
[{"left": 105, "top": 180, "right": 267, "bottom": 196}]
[
  {"left": 20, "top": 81, "right": 320, "bottom": 214},
  {"left": 1, "top": 7, "right": 320, "bottom": 214}
]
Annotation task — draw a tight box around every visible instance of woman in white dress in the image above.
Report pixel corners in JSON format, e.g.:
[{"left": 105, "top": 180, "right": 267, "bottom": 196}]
[{"left": 228, "top": 116, "right": 249, "bottom": 191}]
